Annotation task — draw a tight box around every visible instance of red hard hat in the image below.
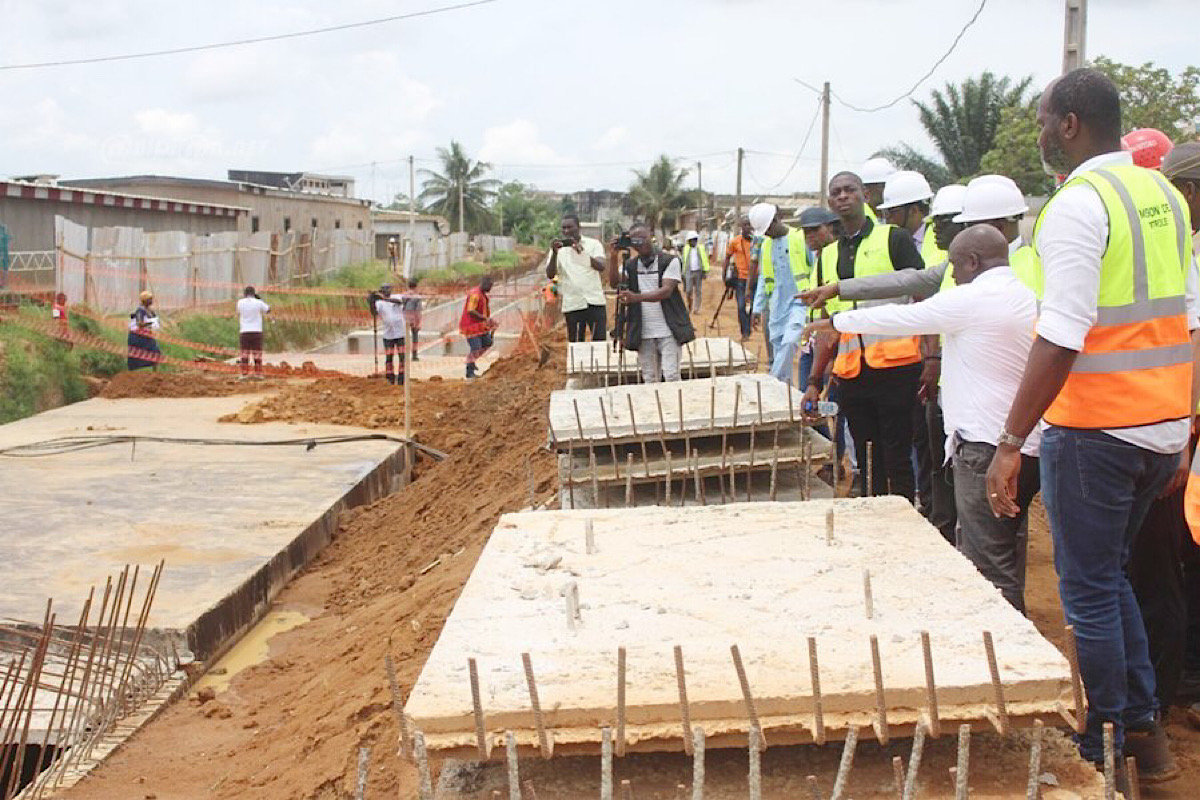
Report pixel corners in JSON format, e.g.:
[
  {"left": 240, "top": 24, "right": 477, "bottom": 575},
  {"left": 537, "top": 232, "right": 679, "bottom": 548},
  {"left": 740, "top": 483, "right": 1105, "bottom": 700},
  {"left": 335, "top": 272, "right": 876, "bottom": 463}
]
[{"left": 1122, "top": 128, "right": 1175, "bottom": 170}]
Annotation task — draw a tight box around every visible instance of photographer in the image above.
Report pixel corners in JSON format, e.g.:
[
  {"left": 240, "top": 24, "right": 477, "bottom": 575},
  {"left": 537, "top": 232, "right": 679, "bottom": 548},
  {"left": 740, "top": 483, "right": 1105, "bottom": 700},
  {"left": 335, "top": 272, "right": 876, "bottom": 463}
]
[
  {"left": 608, "top": 223, "right": 696, "bottom": 383},
  {"left": 543, "top": 213, "right": 607, "bottom": 342},
  {"left": 236, "top": 285, "right": 270, "bottom": 380},
  {"left": 373, "top": 283, "right": 407, "bottom": 385}
]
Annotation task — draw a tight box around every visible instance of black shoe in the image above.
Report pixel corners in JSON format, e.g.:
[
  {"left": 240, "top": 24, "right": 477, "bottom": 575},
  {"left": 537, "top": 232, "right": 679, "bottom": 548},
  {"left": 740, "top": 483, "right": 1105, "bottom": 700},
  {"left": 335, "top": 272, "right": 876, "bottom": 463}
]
[
  {"left": 397, "top": 374, "right": 405, "bottom": 386},
  {"left": 1124, "top": 718, "right": 1180, "bottom": 783},
  {"left": 385, "top": 373, "right": 396, "bottom": 385}
]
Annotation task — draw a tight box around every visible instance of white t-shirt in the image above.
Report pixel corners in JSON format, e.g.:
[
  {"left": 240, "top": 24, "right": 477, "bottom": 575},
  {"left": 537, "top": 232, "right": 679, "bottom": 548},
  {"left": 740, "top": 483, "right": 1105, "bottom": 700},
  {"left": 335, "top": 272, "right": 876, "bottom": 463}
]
[
  {"left": 375, "top": 295, "right": 406, "bottom": 340},
  {"left": 634, "top": 255, "right": 682, "bottom": 340},
  {"left": 541, "top": 236, "right": 607, "bottom": 313},
  {"left": 236, "top": 297, "right": 270, "bottom": 333}
]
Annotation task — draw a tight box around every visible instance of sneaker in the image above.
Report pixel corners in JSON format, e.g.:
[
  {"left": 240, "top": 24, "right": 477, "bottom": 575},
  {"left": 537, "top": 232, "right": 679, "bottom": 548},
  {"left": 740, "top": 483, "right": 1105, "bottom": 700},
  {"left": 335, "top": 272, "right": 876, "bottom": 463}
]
[{"left": 1124, "top": 719, "right": 1180, "bottom": 783}]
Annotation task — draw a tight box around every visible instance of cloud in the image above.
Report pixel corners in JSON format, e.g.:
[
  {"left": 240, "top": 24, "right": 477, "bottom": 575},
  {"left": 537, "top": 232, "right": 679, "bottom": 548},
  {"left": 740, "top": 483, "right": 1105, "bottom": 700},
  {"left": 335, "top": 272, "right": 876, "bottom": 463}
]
[
  {"left": 593, "top": 126, "right": 628, "bottom": 151},
  {"left": 133, "top": 108, "right": 200, "bottom": 137},
  {"left": 479, "top": 120, "right": 565, "bottom": 166}
]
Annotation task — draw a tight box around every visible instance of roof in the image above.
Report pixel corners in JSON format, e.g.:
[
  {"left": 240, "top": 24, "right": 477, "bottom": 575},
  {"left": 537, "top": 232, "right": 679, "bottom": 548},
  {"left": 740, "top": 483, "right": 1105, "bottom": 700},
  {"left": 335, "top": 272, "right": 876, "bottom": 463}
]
[
  {"left": 1, "top": 180, "right": 248, "bottom": 217},
  {"left": 61, "top": 175, "right": 370, "bottom": 207}
]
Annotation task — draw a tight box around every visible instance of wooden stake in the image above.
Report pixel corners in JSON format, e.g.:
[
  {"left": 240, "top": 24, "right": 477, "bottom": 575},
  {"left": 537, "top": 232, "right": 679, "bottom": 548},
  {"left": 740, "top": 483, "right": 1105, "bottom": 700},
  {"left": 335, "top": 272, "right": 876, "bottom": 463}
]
[
  {"left": 589, "top": 448, "right": 602, "bottom": 509},
  {"left": 732, "top": 382, "right": 741, "bottom": 428},
  {"left": 730, "top": 644, "right": 766, "bottom": 750},
  {"left": 1025, "top": 719, "right": 1044, "bottom": 800},
  {"left": 601, "top": 726, "right": 614, "bottom": 800},
  {"left": 825, "top": 507, "right": 834, "bottom": 545},
  {"left": 830, "top": 726, "right": 858, "bottom": 800},
  {"left": 565, "top": 589, "right": 577, "bottom": 632},
  {"left": 704, "top": 339, "right": 714, "bottom": 380},
  {"left": 677, "top": 387, "right": 685, "bottom": 434},
  {"left": 787, "top": 381, "right": 795, "bottom": 423},
  {"left": 807, "top": 636, "right": 826, "bottom": 745},
  {"left": 625, "top": 453, "right": 634, "bottom": 508},
  {"left": 586, "top": 519, "right": 596, "bottom": 554},
  {"left": 616, "top": 646, "right": 627, "bottom": 757},
  {"left": 983, "top": 631, "right": 1009, "bottom": 735},
  {"left": 901, "top": 723, "right": 926, "bottom": 800},
  {"left": 665, "top": 450, "right": 673, "bottom": 505},
  {"left": 526, "top": 455, "right": 535, "bottom": 508},
  {"left": 354, "top": 746, "right": 370, "bottom": 800},
  {"left": 621, "top": 779, "right": 633, "bottom": 800},
  {"left": 709, "top": 383, "right": 716, "bottom": 430},
  {"left": 688, "top": 345, "right": 696, "bottom": 380},
  {"left": 862, "top": 569, "right": 874, "bottom": 619},
  {"left": 469, "top": 657, "right": 489, "bottom": 759},
  {"left": 892, "top": 756, "right": 906, "bottom": 800},
  {"left": 691, "top": 727, "right": 705, "bottom": 800},
  {"left": 1103, "top": 721, "right": 1115, "bottom": 800},
  {"left": 870, "top": 635, "right": 889, "bottom": 745},
  {"left": 521, "top": 653, "right": 552, "bottom": 758},
  {"left": 769, "top": 439, "right": 779, "bottom": 501},
  {"left": 1062, "top": 625, "right": 1087, "bottom": 735},
  {"left": 719, "top": 445, "right": 729, "bottom": 503},
  {"left": 384, "top": 654, "right": 410, "bottom": 758},
  {"left": 1125, "top": 756, "right": 1142, "bottom": 800},
  {"left": 920, "top": 631, "right": 941, "bottom": 738},
  {"left": 756, "top": 379, "right": 764, "bottom": 425},
  {"left": 955, "top": 724, "right": 970, "bottom": 800},
  {"left": 523, "top": 781, "right": 539, "bottom": 800},
  {"left": 749, "top": 725, "right": 762, "bottom": 800},
  {"left": 693, "top": 450, "right": 705, "bottom": 506},
  {"left": 746, "top": 426, "right": 756, "bottom": 502},
  {"left": 414, "top": 730, "right": 434, "bottom": 800},
  {"left": 807, "top": 775, "right": 823, "bottom": 800},
  {"left": 566, "top": 440, "right": 575, "bottom": 509},
  {"left": 866, "top": 440, "right": 874, "bottom": 497},
  {"left": 506, "top": 730, "right": 522, "bottom": 800},
  {"left": 654, "top": 389, "right": 670, "bottom": 455},
  {"left": 726, "top": 447, "right": 736, "bottom": 501},
  {"left": 573, "top": 398, "right": 586, "bottom": 442},
  {"left": 598, "top": 398, "right": 622, "bottom": 480},
  {"left": 803, "top": 428, "right": 813, "bottom": 500},
  {"left": 674, "top": 645, "right": 694, "bottom": 755}
]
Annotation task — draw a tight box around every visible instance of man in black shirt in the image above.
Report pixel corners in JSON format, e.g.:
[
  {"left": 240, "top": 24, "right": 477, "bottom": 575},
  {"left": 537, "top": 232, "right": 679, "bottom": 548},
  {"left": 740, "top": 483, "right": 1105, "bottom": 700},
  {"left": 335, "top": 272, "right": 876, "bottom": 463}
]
[{"left": 803, "top": 171, "right": 924, "bottom": 500}]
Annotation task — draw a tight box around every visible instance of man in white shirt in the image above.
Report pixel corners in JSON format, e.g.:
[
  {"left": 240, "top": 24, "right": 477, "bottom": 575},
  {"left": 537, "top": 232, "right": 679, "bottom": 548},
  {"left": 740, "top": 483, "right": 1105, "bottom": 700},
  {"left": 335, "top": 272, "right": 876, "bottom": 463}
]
[
  {"left": 374, "top": 283, "right": 407, "bottom": 386},
  {"left": 985, "top": 68, "right": 1194, "bottom": 783},
  {"left": 681, "top": 231, "right": 710, "bottom": 313},
  {"left": 544, "top": 214, "right": 608, "bottom": 342},
  {"left": 236, "top": 286, "right": 270, "bottom": 379},
  {"left": 805, "top": 226, "right": 1040, "bottom": 611}
]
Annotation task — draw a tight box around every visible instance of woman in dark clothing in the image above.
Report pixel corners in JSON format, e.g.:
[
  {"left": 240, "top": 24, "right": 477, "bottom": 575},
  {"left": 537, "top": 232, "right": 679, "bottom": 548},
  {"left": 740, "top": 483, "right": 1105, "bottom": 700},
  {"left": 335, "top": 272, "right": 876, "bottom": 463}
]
[{"left": 127, "top": 291, "right": 161, "bottom": 370}]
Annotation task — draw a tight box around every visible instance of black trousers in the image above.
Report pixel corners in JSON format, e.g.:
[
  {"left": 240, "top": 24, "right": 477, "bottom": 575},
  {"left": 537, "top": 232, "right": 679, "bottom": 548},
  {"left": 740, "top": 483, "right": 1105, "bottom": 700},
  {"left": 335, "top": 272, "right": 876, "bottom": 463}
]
[
  {"left": 926, "top": 400, "right": 957, "bottom": 544},
  {"left": 565, "top": 304, "right": 607, "bottom": 342},
  {"left": 914, "top": 399, "right": 933, "bottom": 516},
  {"left": 838, "top": 365, "right": 920, "bottom": 502}
]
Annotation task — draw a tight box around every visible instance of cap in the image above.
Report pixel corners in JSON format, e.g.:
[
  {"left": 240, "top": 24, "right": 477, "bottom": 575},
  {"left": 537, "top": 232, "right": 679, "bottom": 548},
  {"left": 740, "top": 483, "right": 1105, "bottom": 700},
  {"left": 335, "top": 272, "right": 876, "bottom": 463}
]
[
  {"left": 953, "top": 175, "right": 1028, "bottom": 224},
  {"left": 929, "top": 184, "right": 967, "bottom": 218},
  {"left": 797, "top": 207, "right": 839, "bottom": 229},
  {"left": 859, "top": 156, "right": 897, "bottom": 185},
  {"left": 748, "top": 203, "right": 777, "bottom": 236},
  {"left": 876, "top": 170, "right": 933, "bottom": 210},
  {"left": 1121, "top": 128, "right": 1174, "bottom": 170},
  {"left": 1162, "top": 141, "right": 1200, "bottom": 181}
]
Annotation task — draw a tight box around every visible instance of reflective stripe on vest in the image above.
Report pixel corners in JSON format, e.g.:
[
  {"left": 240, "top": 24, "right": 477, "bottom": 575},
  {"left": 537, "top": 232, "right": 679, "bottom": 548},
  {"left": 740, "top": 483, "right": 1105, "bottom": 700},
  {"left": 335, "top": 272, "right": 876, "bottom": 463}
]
[
  {"left": 682, "top": 243, "right": 710, "bottom": 274},
  {"left": 1035, "top": 165, "right": 1193, "bottom": 429},
  {"left": 823, "top": 221, "right": 922, "bottom": 378},
  {"left": 761, "top": 227, "right": 810, "bottom": 296},
  {"left": 919, "top": 225, "right": 946, "bottom": 269},
  {"left": 938, "top": 244, "right": 1044, "bottom": 299}
]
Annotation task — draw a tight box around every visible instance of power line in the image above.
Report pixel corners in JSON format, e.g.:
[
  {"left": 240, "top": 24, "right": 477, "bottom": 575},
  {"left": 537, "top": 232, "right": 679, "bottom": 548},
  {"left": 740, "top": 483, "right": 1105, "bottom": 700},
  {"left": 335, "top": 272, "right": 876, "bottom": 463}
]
[
  {"left": 794, "top": 0, "right": 988, "bottom": 113},
  {"left": 746, "top": 99, "right": 822, "bottom": 191},
  {"left": 0, "top": 0, "right": 497, "bottom": 71}
]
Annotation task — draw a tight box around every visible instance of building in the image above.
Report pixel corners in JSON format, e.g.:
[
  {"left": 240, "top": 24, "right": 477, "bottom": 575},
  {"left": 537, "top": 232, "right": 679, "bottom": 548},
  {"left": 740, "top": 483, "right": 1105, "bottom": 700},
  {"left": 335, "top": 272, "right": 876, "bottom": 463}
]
[
  {"left": 371, "top": 209, "right": 449, "bottom": 260},
  {"left": 60, "top": 173, "right": 372, "bottom": 237},
  {"left": 226, "top": 170, "right": 356, "bottom": 198}
]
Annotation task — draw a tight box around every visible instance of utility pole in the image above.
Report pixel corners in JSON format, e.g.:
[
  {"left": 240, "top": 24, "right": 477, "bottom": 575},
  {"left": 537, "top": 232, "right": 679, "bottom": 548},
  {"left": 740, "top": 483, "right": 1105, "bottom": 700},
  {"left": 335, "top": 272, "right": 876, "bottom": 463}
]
[
  {"left": 696, "top": 161, "right": 704, "bottom": 235},
  {"left": 819, "top": 81, "right": 831, "bottom": 206},
  {"left": 734, "top": 147, "right": 744, "bottom": 224},
  {"left": 458, "top": 179, "right": 465, "bottom": 235},
  {"left": 407, "top": 155, "right": 416, "bottom": 279},
  {"left": 1062, "top": 0, "right": 1087, "bottom": 73}
]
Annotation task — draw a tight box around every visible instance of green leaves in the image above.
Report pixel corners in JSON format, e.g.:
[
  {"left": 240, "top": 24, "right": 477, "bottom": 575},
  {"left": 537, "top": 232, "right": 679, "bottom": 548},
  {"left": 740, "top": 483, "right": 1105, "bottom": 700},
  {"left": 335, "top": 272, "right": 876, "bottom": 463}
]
[
  {"left": 628, "top": 156, "right": 690, "bottom": 239},
  {"left": 1091, "top": 56, "right": 1200, "bottom": 137},
  {"left": 418, "top": 141, "right": 500, "bottom": 234}
]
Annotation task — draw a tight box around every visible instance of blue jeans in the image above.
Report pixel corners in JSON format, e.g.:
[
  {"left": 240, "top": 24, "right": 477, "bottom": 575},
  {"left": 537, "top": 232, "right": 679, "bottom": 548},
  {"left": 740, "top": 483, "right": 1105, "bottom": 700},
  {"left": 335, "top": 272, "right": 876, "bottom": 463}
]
[
  {"left": 1040, "top": 426, "right": 1176, "bottom": 761},
  {"left": 733, "top": 278, "right": 752, "bottom": 338}
]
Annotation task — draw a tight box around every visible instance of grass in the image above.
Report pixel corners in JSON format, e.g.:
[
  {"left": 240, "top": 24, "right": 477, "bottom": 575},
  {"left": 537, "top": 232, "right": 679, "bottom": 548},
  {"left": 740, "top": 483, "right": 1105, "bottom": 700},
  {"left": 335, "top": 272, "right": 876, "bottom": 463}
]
[{"left": 0, "top": 317, "right": 91, "bottom": 423}]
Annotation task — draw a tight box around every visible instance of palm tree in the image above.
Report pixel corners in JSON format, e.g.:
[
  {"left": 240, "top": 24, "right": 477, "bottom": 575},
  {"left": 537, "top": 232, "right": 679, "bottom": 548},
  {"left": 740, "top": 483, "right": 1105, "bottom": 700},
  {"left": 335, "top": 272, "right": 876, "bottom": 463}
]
[
  {"left": 628, "top": 156, "right": 690, "bottom": 239},
  {"left": 879, "top": 72, "right": 1033, "bottom": 187},
  {"left": 418, "top": 141, "right": 500, "bottom": 234}
]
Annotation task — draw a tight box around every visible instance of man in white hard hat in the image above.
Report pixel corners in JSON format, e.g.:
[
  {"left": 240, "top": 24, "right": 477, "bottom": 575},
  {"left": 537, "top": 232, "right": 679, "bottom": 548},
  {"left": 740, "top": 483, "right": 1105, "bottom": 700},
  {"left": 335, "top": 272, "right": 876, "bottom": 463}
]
[
  {"left": 680, "top": 230, "right": 710, "bottom": 313},
  {"left": 387, "top": 237, "right": 399, "bottom": 269},
  {"left": 745, "top": 202, "right": 812, "bottom": 387},
  {"left": 859, "top": 156, "right": 897, "bottom": 221}
]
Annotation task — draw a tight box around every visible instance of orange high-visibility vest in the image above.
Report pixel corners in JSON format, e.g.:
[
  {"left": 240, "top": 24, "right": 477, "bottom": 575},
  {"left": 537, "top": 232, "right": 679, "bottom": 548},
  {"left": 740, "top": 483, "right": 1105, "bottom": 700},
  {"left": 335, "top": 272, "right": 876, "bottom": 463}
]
[
  {"left": 1187, "top": 450, "right": 1200, "bottom": 544},
  {"left": 1034, "top": 165, "right": 1193, "bottom": 429}
]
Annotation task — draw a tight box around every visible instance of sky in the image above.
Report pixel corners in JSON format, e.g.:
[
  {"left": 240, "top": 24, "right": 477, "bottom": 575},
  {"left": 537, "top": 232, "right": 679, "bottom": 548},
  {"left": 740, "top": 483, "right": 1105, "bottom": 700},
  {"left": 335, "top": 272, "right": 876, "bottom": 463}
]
[{"left": 1, "top": 0, "right": 1196, "bottom": 205}]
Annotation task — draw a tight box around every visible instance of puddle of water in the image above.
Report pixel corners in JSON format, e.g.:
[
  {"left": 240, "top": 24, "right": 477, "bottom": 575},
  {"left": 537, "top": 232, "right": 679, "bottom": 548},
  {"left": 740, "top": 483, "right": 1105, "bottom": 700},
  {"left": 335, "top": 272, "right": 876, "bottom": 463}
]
[{"left": 192, "top": 610, "right": 309, "bottom": 696}]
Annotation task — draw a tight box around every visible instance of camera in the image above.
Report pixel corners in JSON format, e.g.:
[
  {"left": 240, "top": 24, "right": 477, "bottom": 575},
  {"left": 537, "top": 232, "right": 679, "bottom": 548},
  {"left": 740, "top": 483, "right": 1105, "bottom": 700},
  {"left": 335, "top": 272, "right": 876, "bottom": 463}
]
[
  {"left": 615, "top": 231, "right": 633, "bottom": 250},
  {"left": 555, "top": 237, "right": 578, "bottom": 250}
]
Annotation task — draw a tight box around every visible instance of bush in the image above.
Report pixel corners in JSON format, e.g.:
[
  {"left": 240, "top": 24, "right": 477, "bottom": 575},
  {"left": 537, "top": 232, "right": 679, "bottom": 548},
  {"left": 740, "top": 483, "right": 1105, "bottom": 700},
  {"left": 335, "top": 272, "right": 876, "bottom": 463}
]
[
  {"left": 489, "top": 251, "right": 518, "bottom": 269},
  {"left": 0, "top": 322, "right": 89, "bottom": 424}
]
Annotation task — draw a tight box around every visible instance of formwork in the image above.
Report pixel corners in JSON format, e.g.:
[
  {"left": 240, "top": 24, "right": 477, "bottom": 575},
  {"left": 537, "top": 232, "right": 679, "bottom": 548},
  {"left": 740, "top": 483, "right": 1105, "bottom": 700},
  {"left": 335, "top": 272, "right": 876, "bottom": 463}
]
[
  {"left": 565, "top": 337, "right": 754, "bottom": 389},
  {"left": 549, "top": 374, "right": 833, "bottom": 508},
  {"left": 404, "top": 499, "right": 1080, "bottom": 760}
]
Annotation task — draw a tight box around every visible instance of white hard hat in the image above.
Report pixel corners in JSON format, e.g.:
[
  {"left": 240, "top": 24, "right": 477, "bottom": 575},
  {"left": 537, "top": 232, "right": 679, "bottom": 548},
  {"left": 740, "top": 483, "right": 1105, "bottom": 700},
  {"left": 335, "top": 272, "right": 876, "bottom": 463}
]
[
  {"left": 748, "top": 203, "right": 777, "bottom": 236},
  {"left": 876, "top": 170, "right": 933, "bottom": 210},
  {"left": 389, "top": 237, "right": 397, "bottom": 242},
  {"left": 685, "top": 230, "right": 699, "bottom": 241},
  {"left": 859, "top": 156, "right": 897, "bottom": 185},
  {"left": 953, "top": 175, "right": 1028, "bottom": 224},
  {"left": 929, "top": 184, "right": 967, "bottom": 218}
]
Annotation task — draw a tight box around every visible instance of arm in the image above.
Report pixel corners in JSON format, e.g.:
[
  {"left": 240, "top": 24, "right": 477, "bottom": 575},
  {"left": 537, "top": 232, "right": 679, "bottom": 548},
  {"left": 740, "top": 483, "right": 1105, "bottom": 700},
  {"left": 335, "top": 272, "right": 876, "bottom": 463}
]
[
  {"left": 586, "top": 238, "right": 606, "bottom": 273},
  {"left": 544, "top": 245, "right": 559, "bottom": 279},
  {"left": 751, "top": 271, "right": 767, "bottom": 315},
  {"left": 607, "top": 246, "right": 626, "bottom": 289},
  {"left": 620, "top": 278, "right": 679, "bottom": 304},
  {"left": 830, "top": 288, "right": 971, "bottom": 337},
  {"left": 836, "top": 261, "right": 948, "bottom": 302}
]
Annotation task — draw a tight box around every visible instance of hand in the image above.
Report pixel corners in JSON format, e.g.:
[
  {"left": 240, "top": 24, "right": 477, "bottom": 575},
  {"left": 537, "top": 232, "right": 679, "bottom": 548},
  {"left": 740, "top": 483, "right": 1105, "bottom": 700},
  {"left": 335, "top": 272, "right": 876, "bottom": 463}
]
[
  {"left": 802, "top": 319, "right": 834, "bottom": 340},
  {"left": 751, "top": 313, "right": 761, "bottom": 331},
  {"left": 985, "top": 444, "right": 1023, "bottom": 518},
  {"left": 1160, "top": 448, "right": 1191, "bottom": 498},
  {"left": 918, "top": 358, "right": 941, "bottom": 404},
  {"left": 617, "top": 289, "right": 637, "bottom": 304},
  {"left": 551, "top": 239, "right": 563, "bottom": 252},
  {"left": 801, "top": 384, "right": 822, "bottom": 420},
  {"left": 799, "top": 282, "right": 840, "bottom": 310}
]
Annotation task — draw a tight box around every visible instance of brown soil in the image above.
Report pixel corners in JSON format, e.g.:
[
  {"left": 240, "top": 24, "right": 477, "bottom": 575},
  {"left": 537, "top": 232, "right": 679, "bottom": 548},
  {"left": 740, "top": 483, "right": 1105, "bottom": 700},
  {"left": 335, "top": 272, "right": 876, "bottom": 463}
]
[
  {"left": 60, "top": 272, "right": 1195, "bottom": 799},
  {"left": 99, "top": 370, "right": 284, "bottom": 399}
]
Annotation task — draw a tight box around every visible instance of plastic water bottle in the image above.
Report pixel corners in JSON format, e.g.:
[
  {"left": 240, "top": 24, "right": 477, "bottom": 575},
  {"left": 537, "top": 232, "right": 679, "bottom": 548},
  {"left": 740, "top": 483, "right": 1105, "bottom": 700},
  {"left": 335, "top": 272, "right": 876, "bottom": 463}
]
[{"left": 803, "top": 400, "right": 839, "bottom": 417}]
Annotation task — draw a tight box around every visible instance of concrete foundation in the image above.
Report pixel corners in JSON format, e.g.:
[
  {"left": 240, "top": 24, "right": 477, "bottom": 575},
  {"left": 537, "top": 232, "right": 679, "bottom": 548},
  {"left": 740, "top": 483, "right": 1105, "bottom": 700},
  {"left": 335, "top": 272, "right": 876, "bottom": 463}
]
[
  {"left": 567, "top": 338, "right": 754, "bottom": 386},
  {"left": 405, "top": 499, "right": 1075, "bottom": 758}
]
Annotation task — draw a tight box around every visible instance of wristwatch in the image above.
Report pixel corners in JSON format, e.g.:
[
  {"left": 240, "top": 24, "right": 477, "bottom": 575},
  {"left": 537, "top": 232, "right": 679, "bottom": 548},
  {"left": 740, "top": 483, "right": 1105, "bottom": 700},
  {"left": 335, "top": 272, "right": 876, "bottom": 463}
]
[{"left": 997, "top": 429, "right": 1026, "bottom": 448}]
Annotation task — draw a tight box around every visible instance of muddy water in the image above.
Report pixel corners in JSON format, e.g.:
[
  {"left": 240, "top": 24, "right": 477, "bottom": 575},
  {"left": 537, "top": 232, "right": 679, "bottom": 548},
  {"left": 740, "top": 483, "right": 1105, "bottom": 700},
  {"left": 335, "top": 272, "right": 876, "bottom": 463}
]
[{"left": 192, "top": 610, "right": 309, "bottom": 695}]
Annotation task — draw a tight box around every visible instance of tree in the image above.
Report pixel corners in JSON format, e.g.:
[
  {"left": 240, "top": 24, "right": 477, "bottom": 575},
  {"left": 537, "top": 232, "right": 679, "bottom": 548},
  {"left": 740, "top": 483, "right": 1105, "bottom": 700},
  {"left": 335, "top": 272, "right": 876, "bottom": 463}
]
[
  {"left": 494, "top": 182, "right": 561, "bottom": 245},
  {"left": 979, "top": 101, "right": 1055, "bottom": 196},
  {"left": 1091, "top": 56, "right": 1200, "bottom": 137},
  {"left": 384, "top": 192, "right": 412, "bottom": 211},
  {"left": 418, "top": 141, "right": 500, "bottom": 234},
  {"left": 879, "top": 72, "right": 1033, "bottom": 187},
  {"left": 628, "top": 156, "right": 690, "bottom": 239}
]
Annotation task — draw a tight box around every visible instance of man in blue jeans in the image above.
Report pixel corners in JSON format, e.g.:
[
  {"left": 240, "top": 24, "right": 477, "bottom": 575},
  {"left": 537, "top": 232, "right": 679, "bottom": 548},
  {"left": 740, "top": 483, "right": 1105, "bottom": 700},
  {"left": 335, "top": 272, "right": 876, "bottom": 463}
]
[
  {"left": 986, "top": 68, "right": 1196, "bottom": 786},
  {"left": 722, "top": 217, "right": 757, "bottom": 341}
]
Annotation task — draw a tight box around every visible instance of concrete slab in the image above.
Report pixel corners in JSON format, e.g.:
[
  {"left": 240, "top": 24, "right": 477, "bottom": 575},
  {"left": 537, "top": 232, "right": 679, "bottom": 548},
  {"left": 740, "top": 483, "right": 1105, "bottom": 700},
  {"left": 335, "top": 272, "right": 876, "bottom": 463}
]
[
  {"left": 559, "top": 468, "right": 835, "bottom": 509},
  {"left": 549, "top": 374, "right": 805, "bottom": 447},
  {"left": 0, "top": 396, "right": 405, "bottom": 659},
  {"left": 405, "top": 498, "right": 1074, "bottom": 758},
  {"left": 566, "top": 338, "right": 754, "bottom": 384}
]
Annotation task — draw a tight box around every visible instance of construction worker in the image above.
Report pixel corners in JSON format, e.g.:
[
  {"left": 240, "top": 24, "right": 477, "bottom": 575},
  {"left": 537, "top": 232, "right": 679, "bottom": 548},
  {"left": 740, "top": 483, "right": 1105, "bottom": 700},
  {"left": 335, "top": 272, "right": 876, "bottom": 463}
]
[
  {"left": 722, "top": 217, "right": 757, "bottom": 341},
  {"left": 859, "top": 156, "right": 897, "bottom": 221},
  {"left": 985, "top": 68, "right": 1193, "bottom": 784},
  {"left": 374, "top": 283, "right": 407, "bottom": 385},
  {"left": 236, "top": 285, "right": 271, "bottom": 380},
  {"left": 402, "top": 279, "right": 422, "bottom": 361},
  {"left": 459, "top": 275, "right": 496, "bottom": 380},
  {"left": 746, "top": 203, "right": 811, "bottom": 387},
  {"left": 1123, "top": 127, "right": 1177, "bottom": 170},
  {"left": 794, "top": 207, "right": 839, "bottom": 391},
  {"left": 805, "top": 225, "right": 1040, "bottom": 610},
  {"left": 387, "top": 237, "right": 399, "bottom": 269},
  {"left": 611, "top": 222, "right": 695, "bottom": 382},
  {"left": 802, "top": 171, "right": 925, "bottom": 501},
  {"left": 681, "top": 231, "right": 710, "bottom": 313},
  {"left": 544, "top": 213, "right": 607, "bottom": 343},
  {"left": 127, "top": 291, "right": 160, "bottom": 371}
]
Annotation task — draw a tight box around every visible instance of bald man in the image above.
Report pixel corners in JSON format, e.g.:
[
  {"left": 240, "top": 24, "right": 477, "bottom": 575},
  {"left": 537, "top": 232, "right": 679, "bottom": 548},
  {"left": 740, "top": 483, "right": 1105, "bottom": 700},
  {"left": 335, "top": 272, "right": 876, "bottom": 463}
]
[{"left": 804, "top": 226, "right": 1040, "bottom": 610}]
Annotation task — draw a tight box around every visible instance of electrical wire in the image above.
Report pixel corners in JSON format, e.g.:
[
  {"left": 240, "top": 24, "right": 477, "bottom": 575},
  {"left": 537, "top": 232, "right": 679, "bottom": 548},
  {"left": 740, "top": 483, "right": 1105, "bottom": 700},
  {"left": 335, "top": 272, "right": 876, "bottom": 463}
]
[
  {"left": 793, "top": 0, "right": 988, "bottom": 113},
  {"left": 745, "top": 99, "right": 823, "bottom": 191},
  {"left": 0, "top": 434, "right": 448, "bottom": 460},
  {"left": 0, "top": 0, "right": 497, "bottom": 71}
]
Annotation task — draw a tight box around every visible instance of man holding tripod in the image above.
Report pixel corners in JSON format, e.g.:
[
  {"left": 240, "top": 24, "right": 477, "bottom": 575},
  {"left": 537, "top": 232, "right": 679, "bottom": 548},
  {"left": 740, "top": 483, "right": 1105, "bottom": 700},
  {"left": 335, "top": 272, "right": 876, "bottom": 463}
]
[
  {"left": 608, "top": 223, "right": 695, "bottom": 382},
  {"left": 544, "top": 213, "right": 607, "bottom": 342}
]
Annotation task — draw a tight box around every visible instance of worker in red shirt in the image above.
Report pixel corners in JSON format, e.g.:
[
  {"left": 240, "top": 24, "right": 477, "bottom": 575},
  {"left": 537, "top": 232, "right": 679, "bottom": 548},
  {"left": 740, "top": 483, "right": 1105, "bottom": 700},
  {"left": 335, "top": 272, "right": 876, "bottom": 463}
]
[{"left": 459, "top": 275, "right": 496, "bottom": 379}]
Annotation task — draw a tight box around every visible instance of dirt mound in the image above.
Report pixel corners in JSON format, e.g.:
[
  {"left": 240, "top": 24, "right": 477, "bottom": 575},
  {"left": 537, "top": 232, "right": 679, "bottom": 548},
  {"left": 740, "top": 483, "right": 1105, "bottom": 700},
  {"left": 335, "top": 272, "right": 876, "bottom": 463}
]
[{"left": 100, "top": 370, "right": 285, "bottom": 399}]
